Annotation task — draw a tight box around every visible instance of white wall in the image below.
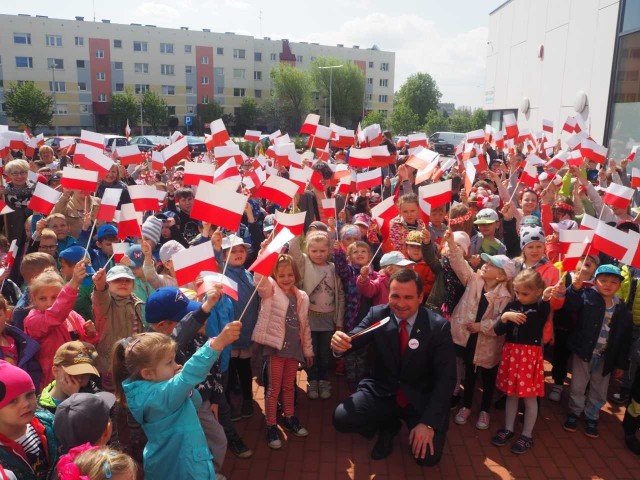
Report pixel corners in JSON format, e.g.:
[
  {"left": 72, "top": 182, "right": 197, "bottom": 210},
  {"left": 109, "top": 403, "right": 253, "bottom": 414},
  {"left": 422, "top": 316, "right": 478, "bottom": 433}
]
[{"left": 484, "top": 0, "right": 620, "bottom": 143}]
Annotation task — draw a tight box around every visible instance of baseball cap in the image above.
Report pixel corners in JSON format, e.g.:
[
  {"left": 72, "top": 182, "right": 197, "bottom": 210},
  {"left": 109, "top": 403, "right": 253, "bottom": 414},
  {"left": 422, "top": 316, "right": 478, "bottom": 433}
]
[
  {"left": 550, "top": 220, "right": 578, "bottom": 232},
  {"left": 125, "top": 244, "right": 145, "bottom": 268},
  {"left": 159, "top": 240, "right": 185, "bottom": 263},
  {"left": 521, "top": 215, "right": 541, "bottom": 227},
  {"left": 405, "top": 230, "right": 422, "bottom": 246},
  {"left": 59, "top": 246, "right": 89, "bottom": 264},
  {"left": 594, "top": 264, "right": 624, "bottom": 281},
  {"left": 480, "top": 253, "right": 516, "bottom": 280},
  {"left": 221, "top": 234, "right": 251, "bottom": 250},
  {"left": 97, "top": 224, "right": 118, "bottom": 240},
  {"left": 106, "top": 265, "right": 135, "bottom": 282},
  {"left": 53, "top": 341, "right": 100, "bottom": 377},
  {"left": 0, "top": 360, "right": 35, "bottom": 410},
  {"left": 263, "top": 214, "right": 276, "bottom": 232},
  {"left": 54, "top": 392, "right": 116, "bottom": 451},
  {"left": 146, "top": 286, "right": 202, "bottom": 324},
  {"left": 380, "top": 251, "right": 415, "bottom": 267},
  {"left": 352, "top": 213, "right": 371, "bottom": 227},
  {"left": 473, "top": 208, "right": 499, "bottom": 225}
]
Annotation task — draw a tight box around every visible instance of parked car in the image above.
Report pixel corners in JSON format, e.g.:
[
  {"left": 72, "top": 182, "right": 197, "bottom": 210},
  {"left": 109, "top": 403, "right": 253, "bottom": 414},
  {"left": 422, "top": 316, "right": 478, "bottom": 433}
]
[
  {"left": 45, "top": 136, "right": 80, "bottom": 154},
  {"left": 186, "top": 136, "right": 207, "bottom": 158},
  {"left": 129, "top": 135, "right": 169, "bottom": 152},
  {"left": 429, "top": 132, "right": 465, "bottom": 156},
  {"left": 104, "top": 135, "right": 129, "bottom": 153}
]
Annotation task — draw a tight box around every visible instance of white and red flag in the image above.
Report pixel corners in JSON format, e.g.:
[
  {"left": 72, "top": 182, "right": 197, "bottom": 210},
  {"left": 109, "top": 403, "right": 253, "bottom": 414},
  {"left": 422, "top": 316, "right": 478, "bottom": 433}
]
[
  {"left": 128, "top": 185, "right": 160, "bottom": 212},
  {"left": 214, "top": 145, "right": 243, "bottom": 165},
  {"left": 356, "top": 168, "right": 382, "bottom": 191},
  {"left": 80, "top": 130, "right": 105, "bottom": 150},
  {"left": 562, "top": 116, "right": 577, "bottom": 134},
  {"left": 419, "top": 179, "right": 452, "bottom": 209},
  {"left": 559, "top": 229, "right": 591, "bottom": 271},
  {"left": 370, "top": 195, "right": 399, "bottom": 223},
  {"left": 6, "top": 240, "right": 18, "bottom": 269},
  {"left": 503, "top": 113, "right": 518, "bottom": 139},
  {"left": 60, "top": 167, "right": 98, "bottom": 192},
  {"left": 150, "top": 151, "right": 165, "bottom": 172},
  {"left": 25, "top": 134, "right": 45, "bottom": 158},
  {"left": 248, "top": 227, "right": 295, "bottom": 276},
  {"left": 519, "top": 161, "right": 539, "bottom": 188},
  {"left": 602, "top": 183, "right": 634, "bottom": 211},
  {"left": 288, "top": 166, "right": 312, "bottom": 194},
  {"left": 117, "top": 204, "right": 142, "bottom": 240},
  {"left": 213, "top": 158, "right": 241, "bottom": 184},
  {"left": 243, "top": 167, "right": 266, "bottom": 192},
  {"left": 592, "top": 220, "right": 634, "bottom": 265},
  {"left": 1, "top": 131, "right": 27, "bottom": 151},
  {"left": 463, "top": 160, "right": 477, "bottom": 194},
  {"left": 210, "top": 119, "right": 231, "bottom": 147},
  {"left": 628, "top": 145, "right": 639, "bottom": 162},
  {"left": 580, "top": 139, "right": 607, "bottom": 165},
  {"left": 545, "top": 151, "right": 568, "bottom": 171},
  {"left": 631, "top": 168, "right": 640, "bottom": 189},
  {"left": 183, "top": 162, "right": 215, "bottom": 186},
  {"left": 116, "top": 145, "right": 144, "bottom": 166},
  {"left": 191, "top": 180, "right": 248, "bottom": 231},
  {"left": 197, "top": 271, "right": 238, "bottom": 300},
  {"left": 370, "top": 146, "right": 392, "bottom": 167},
  {"left": 256, "top": 175, "right": 300, "bottom": 208},
  {"left": 268, "top": 130, "right": 282, "bottom": 143},
  {"left": 466, "top": 129, "right": 485, "bottom": 144},
  {"left": 348, "top": 148, "right": 372, "bottom": 168},
  {"left": 96, "top": 188, "right": 122, "bottom": 222},
  {"left": 0, "top": 200, "right": 13, "bottom": 216},
  {"left": 542, "top": 119, "right": 554, "bottom": 134},
  {"left": 417, "top": 185, "right": 432, "bottom": 225},
  {"left": 112, "top": 242, "right": 129, "bottom": 263},
  {"left": 162, "top": 137, "right": 189, "bottom": 169},
  {"left": 28, "top": 182, "right": 61, "bottom": 215},
  {"left": 74, "top": 144, "right": 114, "bottom": 178},
  {"left": 321, "top": 198, "right": 337, "bottom": 219},
  {"left": 363, "top": 124, "right": 383, "bottom": 147},
  {"left": 300, "top": 114, "right": 320, "bottom": 135},
  {"left": 307, "top": 125, "right": 332, "bottom": 150},
  {"left": 406, "top": 146, "right": 439, "bottom": 171},
  {"left": 244, "top": 130, "right": 262, "bottom": 143},
  {"left": 172, "top": 242, "right": 218, "bottom": 286},
  {"left": 124, "top": 120, "right": 131, "bottom": 140},
  {"left": 274, "top": 210, "right": 306, "bottom": 235},
  {"left": 333, "top": 129, "right": 355, "bottom": 149}
]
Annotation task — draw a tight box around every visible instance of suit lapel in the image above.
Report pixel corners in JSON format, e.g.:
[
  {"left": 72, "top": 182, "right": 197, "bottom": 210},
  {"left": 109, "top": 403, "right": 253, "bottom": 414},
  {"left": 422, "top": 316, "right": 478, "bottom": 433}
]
[
  {"left": 385, "top": 312, "right": 401, "bottom": 367},
  {"left": 402, "top": 308, "right": 431, "bottom": 370}
]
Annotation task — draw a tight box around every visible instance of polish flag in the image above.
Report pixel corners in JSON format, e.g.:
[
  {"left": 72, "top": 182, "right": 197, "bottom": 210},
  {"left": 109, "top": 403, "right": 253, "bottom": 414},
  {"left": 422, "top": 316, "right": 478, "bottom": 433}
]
[
  {"left": 356, "top": 168, "right": 382, "bottom": 191},
  {"left": 504, "top": 113, "right": 519, "bottom": 139},
  {"left": 0, "top": 200, "right": 13, "bottom": 216},
  {"left": 545, "top": 151, "right": 568, "bottom": 171},
  {"left": 603, "top": 183, "right": 634, "bottom": 210},
  {"left": 111, "top": 242, "right": 129, "bottom": 263},
  {"left": 371, "top": 195, "right": 399, "bottom": 222},
  {"left": 406, "top": 146, "right": 439, "bottom": 171},
  {"left": 519, "top": 161, "right": 539, "bottom": 188},
  {"left": 162, "top": 137, "right": 189, "bottom": 169},
  {"left": 348, "top": 148, "right": 372, "bottom": 168},
  {"left": 300, "top": 114, "right": 320, "bottom": 135},
  {"left": 363, "top": 124, "right": 383, "bottom": 147},
  {"left": 117, "top": 204, "right": 143, "bottom": 240},
  {"left": 74, "top": 144, "right": 114, "bottom": 178},
  {"left": 493, "top": 130, "right": 505, "bottom": 150},
  {"left": 248, "top": 227, "right": 295, "bottom": 276},
  {"left": 463, "top": 160, "right": 477, "bottom": 194},
  {"left": 542, "top": 119, "right": 554, "bottom": 134},
  {"left": 628, "top": 145, "right": 639, "bottom": 162},
  {"left": 370, "top": 146, "right": 392, "bottom": 166},
  {"left": 256, "top": 175, "right": 299, "bottom": 208},
  {"left": 183, "top": 162, "right": 215, "bottom": 186},
  {"left": 6, "top": 240, "right": 18, "bottom": 269},
  {"left": 419, "top": 179, "right": 452, "bottom": 209},
  {"left": 191, "top": 180, "right": 248, "bottom": 231},
  {"left": 128, "top": 185, "right": 160, "bottom": 212},
  {"left": 414, "top": 159, "right": 440, "bottom": 185},
  {"left": 116, "top": 145, "right": 145, "bottom": 166},
  {"left": 210, "top": 119, "right": 231, "bottom": 147},
  {"left": 96, "top": 188, "right": 122, "bottom": 222},
  {"left": 125, "top": 120, "right": 131, "bottom": 140},
  {"left": 1, "top": 131, "right": 27, "bottom": 151},
  {"left": 268, "top": 130, "right": 282, "bottom": 143},
  {"left": 59, "top": 137, "right": 76, "bottom": 151},
  {"left": 417, "top": 185, "right": 432, "bottom": 224},
  {"left": 580, "top": 139, "right": 607, "bottom": 164},
  {"left": 25, "top": 134, "right": 45, "bottom": 158},
  {"left": 466, "top": 129, "right": 485, "bottom": 144},
  {"left": 620, "top": 230, "right": 640, "bottom": 269},
  {"left": 151, "top": 151, "right": 165, "bottom": 172},
  {"left": 566, "top": 150, "right": 583, "bottom": 167},
  {"left": 321, "top": 198, "right": 336, "bottom": 218},
  {"left": 172, "top": 242, "right": 218, "bottom": 286},
  {"left": 60, "top": 167, "right": 99, "bottom": 192},
  {"left": 334, "top": 129, "right": 355, "bottom": 149},
  {"left": 80, "top": 130, "right": 105, "bottom": 150},
  {"left": 214, "top": 145, "right": 243, "bottom": 164},
  {"left": 244, "top": 130, "right": 262, "bottom": 143},
  {"left": 631, "top": 168, "right": 640, "bottom": 189},
  {"left": 396, "top": 136, "right": 407, "bottom": 148},
  {"left": 288, "top": 166, "right": 312, "bottom": 193},
  {"left": 307, "top": 125, "right": 332, "bottom": 150},
  {"left": 559, "top": 229, "right": 591, "bottom": 271},
  {"left": 407, "top": 132, "right": 428, "bottom": 148},
  {"left": 197, "top": 272, "right": 238, "bottom": 301},
  {"left": 273, "top": 142, "right": 296, "bottom": 167},
  {"left": 335, "top": 175, "right": 354, "bottom": 196},
  {"left": 562, "top": 116, "right": 576, "bottom": 134},
  {"left": 170, "top": 131, "right": 184, "bottom": 144},
  {"left": 28, "top": 182, "right": 62, "bottom": 215},
  {"left": 566, "top": 131, "right": 588, "bottom": 151},
  {"left": 274, "top": 211, "right": 306, "bottom": 235},
  {"left": 213, "top": 158, "right": 241, "bottom": 184},
  {"left": 592, "top": 221, "right": 632, "bottom": 263},
  {"left": 431, "top": 157, "right": 456, "bottom": 183},
  {"left": 243, "top": 167, "right": 266, "bottom": 192}
]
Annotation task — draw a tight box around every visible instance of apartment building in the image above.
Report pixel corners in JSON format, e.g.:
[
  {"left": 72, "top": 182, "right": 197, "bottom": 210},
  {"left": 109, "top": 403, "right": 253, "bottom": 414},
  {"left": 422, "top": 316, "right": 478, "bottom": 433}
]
[{"left": 0, "top": 13, "right": 395, "bottom": 134}]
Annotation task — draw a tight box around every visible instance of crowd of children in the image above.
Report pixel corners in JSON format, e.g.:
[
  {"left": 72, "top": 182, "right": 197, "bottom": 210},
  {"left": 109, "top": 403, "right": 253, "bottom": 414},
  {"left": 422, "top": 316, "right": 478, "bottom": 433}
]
[{"left": 1, "top": 135, "right": 640, "bottom": 480}]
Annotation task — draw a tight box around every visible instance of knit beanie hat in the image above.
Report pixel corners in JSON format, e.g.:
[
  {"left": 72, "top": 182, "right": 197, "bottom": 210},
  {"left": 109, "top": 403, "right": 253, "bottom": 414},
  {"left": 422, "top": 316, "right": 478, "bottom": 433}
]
[
  {"left": 142, "top": 216, "right": 163, "bottom": 245},
  {"left": 0, "top": 360, "right": 35, "bottom": 410},
  {"left": 520, "top": 225, "right": 545, "bottom": 249}
]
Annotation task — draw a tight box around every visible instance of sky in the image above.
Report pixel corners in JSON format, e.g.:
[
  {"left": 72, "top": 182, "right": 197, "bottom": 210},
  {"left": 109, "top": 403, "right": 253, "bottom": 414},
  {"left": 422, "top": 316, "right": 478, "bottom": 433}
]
[{"left": 5, "top": 0, "right": 505, "bottom": 108}]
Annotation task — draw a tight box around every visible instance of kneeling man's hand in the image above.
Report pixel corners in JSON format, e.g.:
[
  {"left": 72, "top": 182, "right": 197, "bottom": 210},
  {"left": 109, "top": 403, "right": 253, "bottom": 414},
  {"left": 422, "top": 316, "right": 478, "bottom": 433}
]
[
  {"left": 409, "top": 423, "right": 434, "bottom": 460},
  {"left": 331, "top": 331, "right": 352, "bottom": 353}
]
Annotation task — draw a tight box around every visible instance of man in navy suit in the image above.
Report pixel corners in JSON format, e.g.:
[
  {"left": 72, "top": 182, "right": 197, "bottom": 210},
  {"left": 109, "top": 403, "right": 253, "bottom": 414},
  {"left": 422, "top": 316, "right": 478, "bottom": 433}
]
[{"left": 331, "top": 269, "right": 456, "bottom": 466}]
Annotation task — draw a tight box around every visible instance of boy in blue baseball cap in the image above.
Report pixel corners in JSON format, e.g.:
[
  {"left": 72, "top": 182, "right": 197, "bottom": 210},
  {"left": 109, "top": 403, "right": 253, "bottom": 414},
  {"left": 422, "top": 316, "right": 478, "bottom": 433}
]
[
  {"left": 59, "top": 245, "right": 95, "bottom": 321},
  {"left": 89, "top": 224, "right": 119, "bottom": 271}
]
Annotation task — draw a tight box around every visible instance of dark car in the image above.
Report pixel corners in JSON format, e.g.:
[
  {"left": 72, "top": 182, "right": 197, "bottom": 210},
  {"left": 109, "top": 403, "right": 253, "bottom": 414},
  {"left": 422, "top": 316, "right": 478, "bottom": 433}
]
[
  {"left": 45, "top": 136, "right": 80, "bottom": 154},
  {"left": 129, "top": 135, "right": 169, "bottom": 152},
  {"left": 429, "top": 132, "right": 465, "bottom": 156},
  {"left": 187, "top": 136, "right": 207, "bottom": 159}
]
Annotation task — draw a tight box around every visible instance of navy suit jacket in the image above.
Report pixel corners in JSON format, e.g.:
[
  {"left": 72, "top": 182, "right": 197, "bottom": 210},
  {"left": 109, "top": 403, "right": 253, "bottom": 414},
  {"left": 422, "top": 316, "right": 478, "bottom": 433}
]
[{"left": 348, "top": 304, "right": 456, "bottom": 432}]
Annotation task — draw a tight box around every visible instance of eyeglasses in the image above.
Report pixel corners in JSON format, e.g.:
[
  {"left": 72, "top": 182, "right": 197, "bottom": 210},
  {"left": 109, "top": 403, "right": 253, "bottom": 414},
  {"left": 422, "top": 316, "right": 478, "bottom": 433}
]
[
  {"left": 10, "top": 171, "right": 28, "bottom": 177},
  {"left": 39, "top": 244, "right": 57, "bottom": 251}
]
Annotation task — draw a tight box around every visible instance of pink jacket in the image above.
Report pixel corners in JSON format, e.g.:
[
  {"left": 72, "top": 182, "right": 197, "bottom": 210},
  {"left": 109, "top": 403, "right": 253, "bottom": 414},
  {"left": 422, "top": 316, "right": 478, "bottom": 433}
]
[
  {"left": 251, "top": 274, "right": 313, "bottom": 358},
  {"left": 357, "top": 271, "right": 389, "bottom": 306},
  {"left": 24, "top": 284, "right": 98, "bottom": 389}
]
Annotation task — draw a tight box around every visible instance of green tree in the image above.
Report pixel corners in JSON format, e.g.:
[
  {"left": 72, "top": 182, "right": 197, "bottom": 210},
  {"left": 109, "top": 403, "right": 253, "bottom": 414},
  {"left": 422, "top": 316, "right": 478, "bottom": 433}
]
[
  {"left": 235, "top": 98, "right": 259, "bottom": 135},
  {"left": 311, "top": 57, "right": 365, "bottom": 126},
  {"left": 362, "top": 110, "right": 388, "bottom": 130},
  {"left": 141, "top": 90, "right": 168, "bottom": 133},
  {"left": 449, "top": 108, "right": 473, "bottom": 133},
  {"left": 389, "top": 103, "right": 419, "bottom": 135},
  {"left": 470, "top": 108, "right": 488, "bottom": 130},
  {"left": 196, "top": 102, "right": 224, "bottom": 135},
  {"left": 394, "top": 73, "right": 442, "bottom": 125},
  {"left": 271, "top": 64, "right": 313, "bottom": 132},
  {"left": 109, "top": 89, "right": 138, "bottom": 133},
  {"left": 423, "top": 110, "right": 450, "bottom": 135},
  {"left": 3, "top": 81, "right": 53, "bottom": 133},
  {"left": 258, "top": 98, "right": 283, "bottom": 133}
]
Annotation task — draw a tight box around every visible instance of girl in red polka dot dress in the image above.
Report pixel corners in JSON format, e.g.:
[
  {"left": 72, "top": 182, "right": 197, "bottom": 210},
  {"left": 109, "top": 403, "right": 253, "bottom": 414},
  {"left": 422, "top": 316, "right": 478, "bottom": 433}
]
[{"left": 491, "top": 269, "right": 555, "bottom": 454}]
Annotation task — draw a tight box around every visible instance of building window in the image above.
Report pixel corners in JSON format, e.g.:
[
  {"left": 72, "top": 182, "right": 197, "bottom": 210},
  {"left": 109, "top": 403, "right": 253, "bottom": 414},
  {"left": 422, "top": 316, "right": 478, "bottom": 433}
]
[
  {"left": 233, "top": 49, "right": 246, "bottom": 59},
  {"left": 160, "top": 43, "right": 174, "bottom": 54},
  {"left": 79, "top": 104, "right": 89, "bottom": 113},
  {"left": 255, "top": 89, "right": 262, "bottom": 99},
  {"left": 162, "top": 85, "right": 175, "bottom": 95},
  {"left": 185, "top": 44, "right": 192, "bottom": 53},
  {"left": 367, "top": 78, "right": 373, "bottom": 85},
  {"left": 134, "top": 63, "right": 149, "bottom": 74},
  {"left": 255, "top": 52, "right": 262, "bottom": 61},
  {"left": 270, "top": 53, "right": 277, "bottom": 61},
  {"left": 15, "top": 56, "right": 33, "bottom": 68},
  {"left": 379, "top": 79, "right": 388, "bottom": 87},
  {"left": 46, "top": 35, "right": 63, "bottom": 47},
  {"left": 96, "top": 50, "right": 105, "bottom": 59},
  {"left": 114, "top": 62, "right": 123, "bottom": 70},
  {"left": 97, "top": 72, "right": 106, "bottom": 81},
  {"left": 310, "top": 56, "right": 316, "bottom": 62},
  {"left": 216, "top": 47, "right": 224, "bottom": 55},
  {"left": 201, "top": 56, "right": 209, "bottom": 64},
  {"left": 135, "top": 84, "right": 149, "bottom": 94},
  {"left": 114, "top": 39, "right": 122, "bottom": 48},
  {"left": 216, "top": 86, "right": 224, "bottom": 94},
  {"left": 161, "top": 64, "right": 175, "bottom": 75},
  {"left": 133, "top": 41, "right": 148, "bottom": 52},
  {"left": 380, "top": 62, "right": 389, "bottom": 71},
  {"left": 76, "top": 60, "right": 86, "bottom": 68},
  {"left": 186, "top": 105, "right": 195, "bottom": 114},
  {"left": 369, "top": 61, "right": 374, "bottom": 68},
  {"left": 186, "top": 86, "right": 193, "bottom": 94},
  {"left": 167, "top": 106, "right": 176, "bottom": 115},
  {"left": 367, "top": 93, "right": 373, "bottom": 101},
  {"left": 214, "top": 67, "right": 224, "bottom": 76},
  {"left": 78, "top": 82, "right": 87, "bottom": 91},
  {"left": 13, "top": 33, "right": 31, "bottom": 45},
  {"left": 48, "top": 58, "right": 64, "bottom": 69},
  {"left": 254, "top": 71, "right": 262, "bottom": 80},
  {"left": 49, "top": 81, "right": 66, "bottom": 92},
  {"left": 313, "top": 91, "right": 320, "bottom": 100},
  {"left": 75, "top": 36, "right": 84, "bottom": 46},
  {"left": 233, "top": 69, "right": 246, "bottom": 79},
  {"left": 378, "top": 94, "right": 388, "bottom": 103},
  {"left": 115, "top": 83, "right": 124, "bottom": 92},
  {"left": 202, "top": 96, "right": 210, "bottom": 104},
  {"left": 98, "top": 93, "right": 107, "bottom": 102},
  {"left": 201, "top": 76, "right": 209, "bottom": 85},
  {"left": 296, "top": 55, "right": 303, "bottom": 63},
  {"left": 55, "top": 104, "right": 68, "bottom": 115},
  {"left": 185, "top": 66, "right": 193, "bottom": 74},
  {"left": 233, "top": 88, "right": 246, "bottom": 97}
]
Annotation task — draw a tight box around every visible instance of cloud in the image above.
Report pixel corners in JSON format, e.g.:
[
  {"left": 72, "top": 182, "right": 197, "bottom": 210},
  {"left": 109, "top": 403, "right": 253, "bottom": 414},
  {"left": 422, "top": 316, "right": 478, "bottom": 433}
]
[
  {"left": 223, "top": 0, "right": 250, "bottom": 9},
  {"left": 134, "top": 2, "right": 180, "bottom": 18}
]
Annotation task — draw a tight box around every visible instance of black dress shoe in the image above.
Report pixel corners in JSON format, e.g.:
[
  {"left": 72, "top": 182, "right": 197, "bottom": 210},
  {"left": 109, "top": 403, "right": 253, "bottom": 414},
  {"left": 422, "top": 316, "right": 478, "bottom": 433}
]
[{"left": 371, "top": 422, "right": 400, "bottom": 460}]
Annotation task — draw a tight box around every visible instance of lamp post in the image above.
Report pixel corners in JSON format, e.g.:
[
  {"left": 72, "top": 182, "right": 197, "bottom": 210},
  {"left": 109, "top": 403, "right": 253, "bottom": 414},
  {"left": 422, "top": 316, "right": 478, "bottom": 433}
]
[
  {"left": 140, "top": 99, "right": 144, "bottom": 136},
  {"left": 49, "top": 63, "right": 59, "bottom": 136},
  {"left": 318, "top": 64, "right": 343, "bottom": 124}
]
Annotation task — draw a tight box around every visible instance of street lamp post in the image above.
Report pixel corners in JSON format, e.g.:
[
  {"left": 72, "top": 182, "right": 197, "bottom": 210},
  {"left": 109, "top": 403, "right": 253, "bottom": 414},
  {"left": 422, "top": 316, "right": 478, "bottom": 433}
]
[
  {"left": 318, "top": 64, "right": 343, "bottom": 124},
  {"left": 140, "top": 100, "right": 144, "bottom": 136},
  {"left": 50, "top": 63, "right": 59, "bottom": 135}
]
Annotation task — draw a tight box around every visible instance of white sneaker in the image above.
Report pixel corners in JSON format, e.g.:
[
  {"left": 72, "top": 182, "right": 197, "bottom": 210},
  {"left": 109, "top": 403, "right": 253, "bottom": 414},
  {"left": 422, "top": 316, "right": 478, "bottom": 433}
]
[
  {"left": 318, "top": 380, "right": 331, "bottom": 399},
  {"left": 548, "top": 385, "right": 563, "bottom": 402},
  {"left": 454, "top": 407, "right": 471, "bottom": 425},
  {"left": 307, "top": 380, "right": 319, "bottom": 399},
  {"left": 476, "top": 411, "right": 490, "bottom": 430}
]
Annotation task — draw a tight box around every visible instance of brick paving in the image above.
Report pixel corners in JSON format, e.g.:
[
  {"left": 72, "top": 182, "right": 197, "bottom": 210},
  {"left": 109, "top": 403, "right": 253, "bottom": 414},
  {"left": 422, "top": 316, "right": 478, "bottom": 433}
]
[{"left": 221, "top": 361, "right": 640, "bottom": 479}]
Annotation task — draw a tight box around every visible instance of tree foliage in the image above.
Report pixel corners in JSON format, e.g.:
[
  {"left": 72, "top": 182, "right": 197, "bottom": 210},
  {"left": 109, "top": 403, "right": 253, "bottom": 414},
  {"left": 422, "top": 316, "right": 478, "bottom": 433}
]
[
  {"left": 389, "top": 103, "right": 419, "bottom": 135},
  {"left": 423, "top": 110, "right": 450, "bottom": 135},
  {"left": 3, "top": 81, "right": 53, "bottom": 133},
  {"left": 109, "top": 89, "right": 138, "bottom": 132},
  {"left": 394, "top": 73, "right": 441, "bottom": 125},
  {"left": 141, "top": 90, "right": 168, "bottom": 133},
  {"left": 257, "top": 97, "right": 283, "bottom": 133},
  {"left": 362, "top": 111, "right": 388, "bottom": 130},
  {"left": 311, "top": 57, "right": 365, "bottom": 127},
  {"left": 235, "top": 98, "right": 259, "bottom": 135},
  {"left": 271, "top": 64, "right": 313, "bottom": 132},
  {"left": 196, "top": 102, "right": 223, "bottom": 135}
]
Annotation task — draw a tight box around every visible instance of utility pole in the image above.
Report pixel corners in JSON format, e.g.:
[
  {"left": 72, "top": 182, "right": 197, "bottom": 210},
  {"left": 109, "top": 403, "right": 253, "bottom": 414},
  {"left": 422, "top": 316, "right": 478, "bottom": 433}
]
[
  {"left": 318, "top": 64, "right": 343, "bottom": 124},
  {"left": 140, "top": 100, "right": 144, "bottom": 136},
  {"left": 50, "top": 63, "right": 59, "bottom": 136}
]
